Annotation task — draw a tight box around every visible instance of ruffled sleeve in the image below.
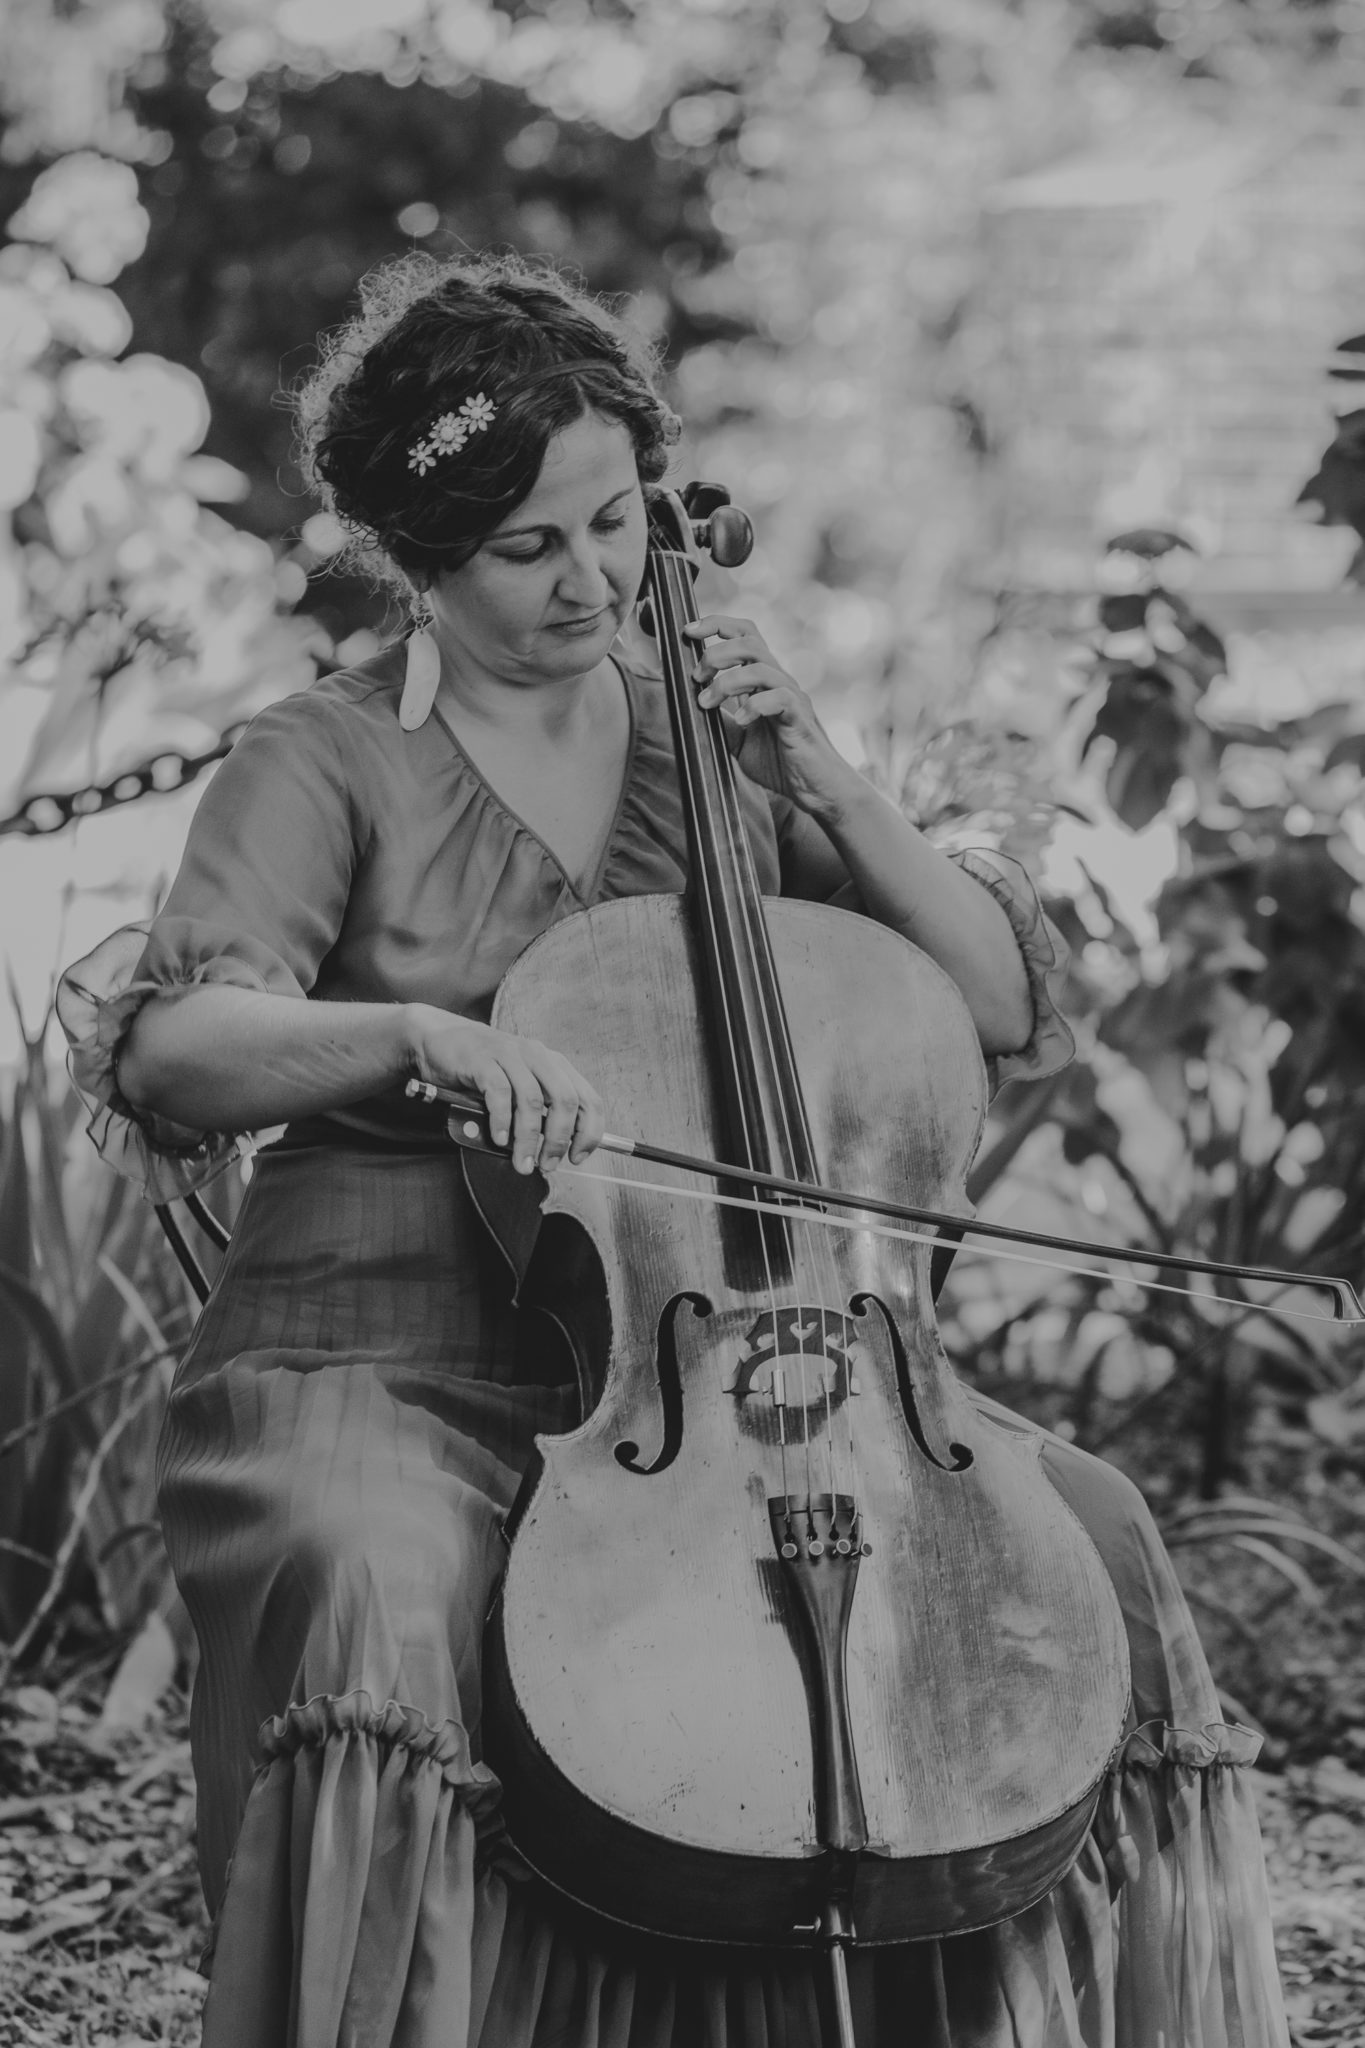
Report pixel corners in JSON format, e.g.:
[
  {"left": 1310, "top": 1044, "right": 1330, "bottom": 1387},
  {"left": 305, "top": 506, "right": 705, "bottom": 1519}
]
[
  {"left": 947, "top": 847, "right": 1075, "bottom": 1091},
  {"left": 56, "top": 691, "right": 364, "bottom": 1203}
]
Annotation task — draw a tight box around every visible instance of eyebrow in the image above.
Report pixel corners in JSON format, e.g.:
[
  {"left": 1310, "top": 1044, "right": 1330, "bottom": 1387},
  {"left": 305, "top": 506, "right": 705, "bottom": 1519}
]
[{"left": 492, "top": 485, "right": 635, "bottom": 541}]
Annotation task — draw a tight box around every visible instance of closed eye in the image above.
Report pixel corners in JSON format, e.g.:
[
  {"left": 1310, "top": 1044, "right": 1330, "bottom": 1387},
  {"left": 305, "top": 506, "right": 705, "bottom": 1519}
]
[{"left": 492, "top": 510, "right": 631, "bottom": 565}]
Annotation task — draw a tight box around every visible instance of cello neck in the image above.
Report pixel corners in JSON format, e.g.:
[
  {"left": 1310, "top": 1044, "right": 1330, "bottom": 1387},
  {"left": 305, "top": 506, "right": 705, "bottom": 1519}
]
[{"left": 645, "top": 501, "right": 820, "bottom": 1206}]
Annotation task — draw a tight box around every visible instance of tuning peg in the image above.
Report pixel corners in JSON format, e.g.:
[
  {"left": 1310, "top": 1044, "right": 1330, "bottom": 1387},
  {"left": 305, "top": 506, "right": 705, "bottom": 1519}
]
[
  {"left": 706, "top": 505, "right": 754, "bottom": 568},
  {"left": 681, "top": 481, "right": 732, "bottom": 518}
]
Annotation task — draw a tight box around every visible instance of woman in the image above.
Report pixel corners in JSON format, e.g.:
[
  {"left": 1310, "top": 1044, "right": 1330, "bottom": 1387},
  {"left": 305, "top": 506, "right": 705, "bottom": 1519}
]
[{"left": 60, "top": 255, "right": 1286, "bottom": 2048}]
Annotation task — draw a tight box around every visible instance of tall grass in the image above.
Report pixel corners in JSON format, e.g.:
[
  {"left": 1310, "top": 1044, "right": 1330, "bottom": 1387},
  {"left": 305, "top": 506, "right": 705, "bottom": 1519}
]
[{"left": 0, "top": 1012, "right": 207, "bottom": 1680}]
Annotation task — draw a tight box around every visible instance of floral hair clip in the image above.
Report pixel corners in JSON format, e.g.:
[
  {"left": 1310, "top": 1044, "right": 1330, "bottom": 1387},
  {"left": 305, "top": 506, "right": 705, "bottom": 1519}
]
[{"left": 407, "top": 392, "right": 496, "bottom": 476}]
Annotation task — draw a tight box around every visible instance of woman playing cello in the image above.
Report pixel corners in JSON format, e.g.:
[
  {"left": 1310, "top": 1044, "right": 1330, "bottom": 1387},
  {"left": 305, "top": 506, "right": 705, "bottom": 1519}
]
[{"left": 59, "top": 254, "right": 1287, "bottom": 2047}]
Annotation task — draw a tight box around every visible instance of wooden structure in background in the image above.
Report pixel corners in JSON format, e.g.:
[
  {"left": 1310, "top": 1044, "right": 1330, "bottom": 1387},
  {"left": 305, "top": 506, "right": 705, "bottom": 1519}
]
[{"left": 976, "top": 111, "right": 1365, "bottom": 627}]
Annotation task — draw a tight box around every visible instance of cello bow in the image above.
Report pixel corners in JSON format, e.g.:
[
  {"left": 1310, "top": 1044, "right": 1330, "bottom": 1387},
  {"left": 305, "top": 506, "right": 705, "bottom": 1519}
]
[{"left": 406, "top": 1077, "right": 1365, "bottom": 1327}]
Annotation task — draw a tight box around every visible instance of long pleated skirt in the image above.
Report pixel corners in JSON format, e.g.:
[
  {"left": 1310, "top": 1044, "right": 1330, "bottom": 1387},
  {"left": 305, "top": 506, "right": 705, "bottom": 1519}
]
[{"left": 156, "top": 1141, "right": 1290, "bottom": 2048}]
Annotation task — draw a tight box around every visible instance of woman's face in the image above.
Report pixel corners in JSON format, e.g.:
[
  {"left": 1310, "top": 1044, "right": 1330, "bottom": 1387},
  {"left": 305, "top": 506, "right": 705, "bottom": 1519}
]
[{"left": 428, "top": 408, "right": 648, "bottom": 687}]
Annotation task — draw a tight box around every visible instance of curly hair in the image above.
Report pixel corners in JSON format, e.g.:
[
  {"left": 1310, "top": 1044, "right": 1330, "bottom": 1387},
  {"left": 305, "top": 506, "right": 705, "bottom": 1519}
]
[{"left": 295, "top": 252, "right": 679, "bottom": 594}]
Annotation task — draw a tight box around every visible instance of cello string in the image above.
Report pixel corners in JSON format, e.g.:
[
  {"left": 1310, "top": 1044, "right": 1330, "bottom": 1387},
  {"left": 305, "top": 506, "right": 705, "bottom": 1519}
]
[
  {"left": 654, "top": 551, "right": 796, "bottom": 1503},
  {"left": 563, "top": 1163, "right": 1341, "bottom": 1326},
  {"left": 679, "top": 559, "right": 847, "bottom": 1519},
  {"left": 662, "top": 553, "right": 807, "bottom": 1500},
  {"left": 687, "top": 588, "right": 853, "bottom": 1517},
  {"left": 678, "top": 554, "right": 836, "bottom": 1510},
  {"left": 722, "top": 754, "right": 852, "bottom": 1512},
  {"left": 689, "top": 559, "right": 861, "bottom": 1519}
]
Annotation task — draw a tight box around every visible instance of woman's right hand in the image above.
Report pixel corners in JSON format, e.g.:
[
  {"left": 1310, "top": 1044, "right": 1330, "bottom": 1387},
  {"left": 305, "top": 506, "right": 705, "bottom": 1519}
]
[{"left": 406, "top": 1008, "right": 605, "bottom": 1175}]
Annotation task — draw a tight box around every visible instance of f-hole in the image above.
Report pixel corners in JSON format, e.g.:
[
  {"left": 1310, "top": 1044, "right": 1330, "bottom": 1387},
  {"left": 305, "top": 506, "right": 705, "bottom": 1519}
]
[
  {"left": 614, "top": 1291, "right": 710, "bottom": 1476},
  {"left": 851, "top": 1294, "right": 973, "bottom": 1473}
]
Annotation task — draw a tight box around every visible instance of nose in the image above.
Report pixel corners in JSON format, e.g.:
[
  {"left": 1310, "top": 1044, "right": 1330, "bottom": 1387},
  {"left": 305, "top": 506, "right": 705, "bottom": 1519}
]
[{"left": 557, "top": 530, "right": 613, "bottom": 612}]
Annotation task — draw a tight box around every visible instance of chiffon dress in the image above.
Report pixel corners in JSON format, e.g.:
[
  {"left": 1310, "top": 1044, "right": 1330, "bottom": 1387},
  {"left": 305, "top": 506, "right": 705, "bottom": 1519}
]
[{"left": 59, "top": 644, "right": 1288, "bottom": 2048}]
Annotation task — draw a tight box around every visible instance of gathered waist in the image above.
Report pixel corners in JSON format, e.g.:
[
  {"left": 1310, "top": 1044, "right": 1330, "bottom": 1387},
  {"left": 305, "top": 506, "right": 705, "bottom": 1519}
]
[{"left": 272, "top": 1095, "right": 455, "bottom": 1157}]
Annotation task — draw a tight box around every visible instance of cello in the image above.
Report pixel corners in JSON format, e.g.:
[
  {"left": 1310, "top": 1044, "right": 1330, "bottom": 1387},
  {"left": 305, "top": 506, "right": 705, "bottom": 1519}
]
[{"left": 403, "top": 487, "right": 1333, "bottom": 2041}]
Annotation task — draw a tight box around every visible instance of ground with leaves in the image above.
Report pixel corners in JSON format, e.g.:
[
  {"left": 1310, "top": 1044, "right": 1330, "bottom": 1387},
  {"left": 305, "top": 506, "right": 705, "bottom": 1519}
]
[
  {"left": 0, "top": 1681, "right": 1362, "bottom": 2045},
  {"left": 0, "top": 1679, "right": 205, "bottom": 2046}
]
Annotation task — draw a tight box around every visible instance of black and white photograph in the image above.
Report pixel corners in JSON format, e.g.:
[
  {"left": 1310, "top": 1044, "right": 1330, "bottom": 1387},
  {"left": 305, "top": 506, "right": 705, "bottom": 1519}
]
[{"left": 2, "top": 2, "right": 1365, "bottom": 2042}]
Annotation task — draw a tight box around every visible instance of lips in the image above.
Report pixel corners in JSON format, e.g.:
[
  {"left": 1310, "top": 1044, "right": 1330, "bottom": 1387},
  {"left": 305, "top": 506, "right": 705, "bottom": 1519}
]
[{"left": 550, "top": 608, "right": 610, "bottom": 632}]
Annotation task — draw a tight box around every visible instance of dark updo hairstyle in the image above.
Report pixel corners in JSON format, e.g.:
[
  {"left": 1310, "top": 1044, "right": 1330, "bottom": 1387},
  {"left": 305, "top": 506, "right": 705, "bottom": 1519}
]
[{"left": 296, "top": 251, "right": 679, "bottom": 595}]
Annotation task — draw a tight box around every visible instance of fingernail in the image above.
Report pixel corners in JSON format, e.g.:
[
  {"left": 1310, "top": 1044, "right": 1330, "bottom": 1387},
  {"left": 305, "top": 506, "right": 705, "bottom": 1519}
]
[
  {"left": 699, "top": 687, "right": 715, "bottom": 706},
  {"left": 516, "top": 1157, "right": 533, "bottom": 1174}
]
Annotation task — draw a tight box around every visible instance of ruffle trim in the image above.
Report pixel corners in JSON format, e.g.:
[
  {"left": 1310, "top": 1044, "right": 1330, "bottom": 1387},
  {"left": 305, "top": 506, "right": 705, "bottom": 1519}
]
[
  {"left": 56, "top": 923, "right": 262, "bottom": 1203},
  {"left": 201, "top": 1697, "right": 1289, "bottom": 2046},
  {"left": 1096, "top": 1718, "right": 1264, "bottom": 1891},
  {"left": 1115, "top": 1717, "right": 1262, "bottom": 1774},
  {"left": 258, "top": 1687, "right": 501, "bottom": 1817},
  {"left": 950, "top": 848, "right": 1076, "bottom": 1090}
]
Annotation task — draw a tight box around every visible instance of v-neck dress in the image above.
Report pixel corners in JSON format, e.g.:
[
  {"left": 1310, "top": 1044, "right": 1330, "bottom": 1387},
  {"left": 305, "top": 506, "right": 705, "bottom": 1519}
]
[{"left": 57, "top": 644, "right": 1287, "bottom": 2048}]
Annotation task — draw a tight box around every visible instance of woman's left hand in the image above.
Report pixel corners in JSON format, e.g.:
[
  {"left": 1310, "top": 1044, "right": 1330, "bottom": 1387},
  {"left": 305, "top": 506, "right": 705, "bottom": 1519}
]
[{"left": 682, "top": 616, "right": 856, "bottom": 821}]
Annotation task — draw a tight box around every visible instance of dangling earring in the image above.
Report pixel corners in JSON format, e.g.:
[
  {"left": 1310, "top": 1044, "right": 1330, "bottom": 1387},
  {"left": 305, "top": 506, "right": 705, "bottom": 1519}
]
[{"left": 399, "top": 602, "right": 441, "bottom": 732}]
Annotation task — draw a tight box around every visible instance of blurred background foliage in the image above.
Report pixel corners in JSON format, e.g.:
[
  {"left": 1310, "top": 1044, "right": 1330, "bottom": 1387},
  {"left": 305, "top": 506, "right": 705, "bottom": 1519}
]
[{"left": 5, "top": 0, "right": 1365, "bottom": 1750}]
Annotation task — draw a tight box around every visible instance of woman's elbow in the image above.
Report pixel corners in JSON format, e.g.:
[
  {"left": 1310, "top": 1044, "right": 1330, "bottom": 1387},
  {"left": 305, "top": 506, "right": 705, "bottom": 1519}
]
[
  {"left": 116, "top": 992, "right": 198, "bottom": 1120},
  {"left": 116, "top": 1012, "right": 164, "bottom": 1116}
]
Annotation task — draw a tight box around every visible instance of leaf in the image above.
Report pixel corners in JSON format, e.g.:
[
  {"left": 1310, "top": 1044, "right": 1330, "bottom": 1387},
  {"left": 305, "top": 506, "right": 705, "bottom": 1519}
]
[
  {"left": 1329, "top": 331, "right": 1365, "bottom": 366},
  {"left": 1226, "top": 1534, "right": 1325, "bottom": 1605},
  {"left": 0, "top": 1261, "right": 76, "bottom": 1406},
  {"left": 64, "top": 1198, "right": 151, "bottom": 1438},
  {"left": 1295, "top": 410, "right": 1365, "bottom": 541},
  {"left": 95, "top": 1251, "right": 170, "bottom": 1359},
  {"left": 1325, "top": 732, "right": 1365, "bottom": 773},
  {"left": 1104, "top": 528, "right": 1197, "bottom": 560},
  {"left": 1149, "top": 591, "right": 1227, "bottom": 684},
  {"left": 0, "top": 1103, "right": 35, "bottom": 1631},
  {"left": 1082, "top": 665, "right": 1187, "bottom": 830},
  {"left": 1073, "top": 861, "right": 1143, "bottom": 956},
  {"left": 1173, "top": 1516, "right": 1365, "bottom": 1575},
  {"left": 1099, "top": 593, "right": 1149, "bottom": 633},
  {"left": 1205, "top": 1490, "right": 1321, "bottom": 1516}
]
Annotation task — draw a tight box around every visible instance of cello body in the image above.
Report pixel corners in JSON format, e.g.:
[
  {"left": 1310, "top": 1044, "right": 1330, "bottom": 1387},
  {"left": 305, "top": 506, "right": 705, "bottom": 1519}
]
[{"left": 470, "top": 893, "right": 1130, "bottom": 1947}]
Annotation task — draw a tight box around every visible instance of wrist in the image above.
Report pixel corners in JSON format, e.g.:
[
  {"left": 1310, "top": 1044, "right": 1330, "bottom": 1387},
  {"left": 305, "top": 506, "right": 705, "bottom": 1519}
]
[
  {"left": 805, "top": 761, "right": 881, "bottom": 835},
  {"left": 396, "top": 1001, "right": 438, "bottom": 1079}
]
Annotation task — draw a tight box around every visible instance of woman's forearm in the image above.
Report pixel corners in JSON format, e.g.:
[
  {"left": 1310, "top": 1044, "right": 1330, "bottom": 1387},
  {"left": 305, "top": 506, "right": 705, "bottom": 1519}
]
[
  {"left": 813, "top": 774, "right": 1034, "bottom": 1057},
  {"left": 119, "top": 984, "right": 419, "bottom": 1132}
]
